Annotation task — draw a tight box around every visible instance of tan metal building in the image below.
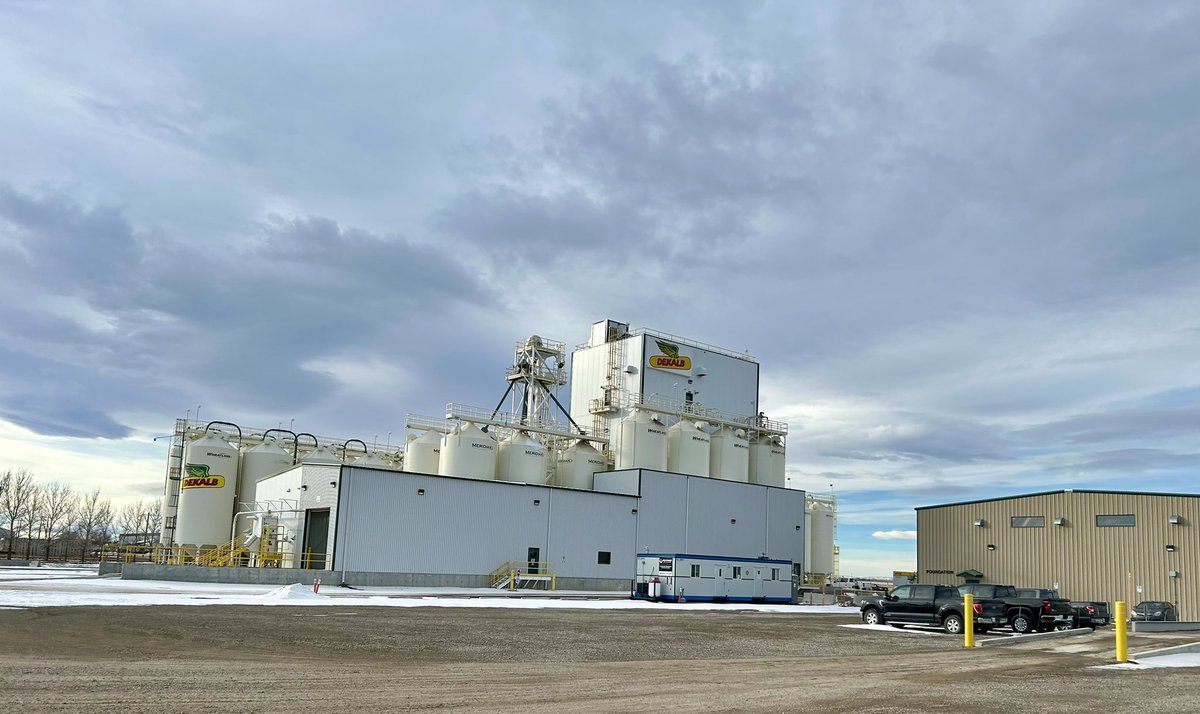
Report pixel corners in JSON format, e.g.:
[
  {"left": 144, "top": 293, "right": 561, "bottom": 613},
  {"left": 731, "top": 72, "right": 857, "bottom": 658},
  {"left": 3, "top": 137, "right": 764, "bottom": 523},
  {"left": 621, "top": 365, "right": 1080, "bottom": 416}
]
[{"left": 916, "top": 490, "right": 1198, "bottom": 620}]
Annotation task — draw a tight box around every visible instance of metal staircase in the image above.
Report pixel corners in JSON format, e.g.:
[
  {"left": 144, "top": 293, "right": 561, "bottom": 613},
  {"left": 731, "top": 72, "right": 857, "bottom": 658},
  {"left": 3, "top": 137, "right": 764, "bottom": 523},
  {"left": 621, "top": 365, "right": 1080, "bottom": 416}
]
[{"left": 488, "top": 561, "right": 557, "bottom": 591}]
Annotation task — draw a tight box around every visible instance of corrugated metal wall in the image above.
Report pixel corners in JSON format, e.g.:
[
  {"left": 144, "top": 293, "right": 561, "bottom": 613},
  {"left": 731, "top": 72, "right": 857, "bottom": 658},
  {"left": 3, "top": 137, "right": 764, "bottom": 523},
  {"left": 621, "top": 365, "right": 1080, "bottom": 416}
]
[
  {"left": 767, "top": 487, "right": 807, "bottom": 570},
  {"left": 335, "top": 469, "right": 555, "bottom": 575},
  {"left": 331, "top": 467, "right": 808, "bottom": 580},
  {"left": 632, "top": 470, "right": 688, "bottom": 553},
  {"left": 686, "top": 476, "right": 768, "bottom": 557},
  {"left": 546, "top": 489, "right": 638, "bottom": 578},
  {"left": 917, "top": 491, "right": 1200, "bottom": 619}
]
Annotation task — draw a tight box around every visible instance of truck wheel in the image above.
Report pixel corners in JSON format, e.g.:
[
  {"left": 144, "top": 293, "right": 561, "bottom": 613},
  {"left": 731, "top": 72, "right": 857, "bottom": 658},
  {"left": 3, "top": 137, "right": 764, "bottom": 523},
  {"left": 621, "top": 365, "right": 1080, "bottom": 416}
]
[
  {"left": 1010, "top": 612, "right": 1035, "bottom": 634},
  {"left": 862, "top": 608, "right": 882, "bottom": 626},
  {"left": 943, "top": 613, "right": 964, "bottom": 635}
]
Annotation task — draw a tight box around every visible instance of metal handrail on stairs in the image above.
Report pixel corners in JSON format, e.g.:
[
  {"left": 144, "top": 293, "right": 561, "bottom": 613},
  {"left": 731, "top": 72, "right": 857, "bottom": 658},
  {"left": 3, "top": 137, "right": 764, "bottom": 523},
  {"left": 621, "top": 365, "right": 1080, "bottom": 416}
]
[{"left": 487, "top": 561, "right": 557, "bottom": 591}]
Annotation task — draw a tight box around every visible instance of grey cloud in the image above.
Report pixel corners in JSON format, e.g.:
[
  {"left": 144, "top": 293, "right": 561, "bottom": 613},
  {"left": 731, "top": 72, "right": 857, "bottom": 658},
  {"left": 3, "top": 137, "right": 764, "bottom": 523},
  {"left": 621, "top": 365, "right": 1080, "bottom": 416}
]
[
  {"left": 1017, "top": 406, "right": 1200, "bottom": 445},
  {"left": 0, "top": 184, "right": 495, "bottom": 437}
]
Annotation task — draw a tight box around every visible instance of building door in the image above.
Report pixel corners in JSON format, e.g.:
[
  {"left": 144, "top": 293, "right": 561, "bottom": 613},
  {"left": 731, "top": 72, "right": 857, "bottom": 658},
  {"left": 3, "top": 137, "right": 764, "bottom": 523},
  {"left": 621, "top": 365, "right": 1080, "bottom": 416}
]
[
  {"left": 527, "top": 547, "right": 540, "bottom": 574},
  {"left": 302, "top": 509, "right": 330, "bottom": 570},
  {"left": 714, "top": 566, "right": 727, "bottom": 599}
]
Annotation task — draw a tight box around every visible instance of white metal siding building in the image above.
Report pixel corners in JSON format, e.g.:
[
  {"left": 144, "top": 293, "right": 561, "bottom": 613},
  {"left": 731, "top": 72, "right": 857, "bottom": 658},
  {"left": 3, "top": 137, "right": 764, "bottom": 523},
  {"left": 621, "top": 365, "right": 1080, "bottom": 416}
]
[{"left": 255, "top": 465, "right": 806, "bottom": 585}]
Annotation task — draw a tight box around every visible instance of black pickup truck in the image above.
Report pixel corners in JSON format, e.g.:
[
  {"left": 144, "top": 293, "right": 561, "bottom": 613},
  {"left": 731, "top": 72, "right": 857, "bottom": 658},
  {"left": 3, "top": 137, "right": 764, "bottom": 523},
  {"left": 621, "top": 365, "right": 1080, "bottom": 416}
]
[
  {"left": 860, "top": 584, "right": 1006, "bottom": 635},
  {"left": 1015, "top": 588, "right": 1110, "bottom": 629},
  {"left": 958, "top": 584, "right": 1073, "bottom": 634}
]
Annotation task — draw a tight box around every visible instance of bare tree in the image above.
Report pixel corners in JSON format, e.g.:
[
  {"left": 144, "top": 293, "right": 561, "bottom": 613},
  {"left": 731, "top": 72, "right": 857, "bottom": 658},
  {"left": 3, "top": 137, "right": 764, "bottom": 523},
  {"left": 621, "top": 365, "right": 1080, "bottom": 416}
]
[
  {"left": 74, "top": 488, "right": 113, "bottom": 562},
  {"left": 38, "top": 482, "right": 77, "bottom": 561},
  {"left": 1, "top": 468, "right": 38, "bottom": 560},
  {"left": 22, "top": 484, "right": 44, "bottom": 559}
]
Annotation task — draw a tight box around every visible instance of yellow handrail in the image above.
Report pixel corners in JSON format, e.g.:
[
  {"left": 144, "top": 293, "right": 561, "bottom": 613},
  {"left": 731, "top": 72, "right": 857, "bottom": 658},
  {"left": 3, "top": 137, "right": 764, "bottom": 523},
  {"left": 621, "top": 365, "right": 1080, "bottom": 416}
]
[{"left": 487, "top": 561, "right": 558, "bottom": 590}]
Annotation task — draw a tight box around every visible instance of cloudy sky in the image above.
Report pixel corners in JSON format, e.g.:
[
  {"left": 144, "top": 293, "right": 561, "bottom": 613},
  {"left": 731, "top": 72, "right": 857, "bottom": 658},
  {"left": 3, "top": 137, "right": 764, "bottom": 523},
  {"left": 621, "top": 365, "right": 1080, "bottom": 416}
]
[{"left": 2, "top": 1, "right": 1198, "bottom": 575}]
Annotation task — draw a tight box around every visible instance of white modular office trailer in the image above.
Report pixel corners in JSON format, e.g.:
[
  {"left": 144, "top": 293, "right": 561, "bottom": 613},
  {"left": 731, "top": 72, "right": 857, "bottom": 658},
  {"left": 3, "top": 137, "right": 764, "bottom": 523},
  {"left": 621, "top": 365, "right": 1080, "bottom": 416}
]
[{"left": 634, "top": 553, "right": 796, "bottom": 603}]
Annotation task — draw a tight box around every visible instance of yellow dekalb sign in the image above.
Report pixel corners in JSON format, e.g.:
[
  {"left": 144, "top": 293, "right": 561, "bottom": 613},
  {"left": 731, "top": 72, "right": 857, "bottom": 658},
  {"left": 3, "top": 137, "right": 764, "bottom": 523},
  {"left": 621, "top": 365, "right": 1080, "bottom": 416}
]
[
  {"left": 649, "top": 340, "right": 692, "bottom": 371},
  {"left": 181, "top": 463, "right": 226, "bottom": 489}
]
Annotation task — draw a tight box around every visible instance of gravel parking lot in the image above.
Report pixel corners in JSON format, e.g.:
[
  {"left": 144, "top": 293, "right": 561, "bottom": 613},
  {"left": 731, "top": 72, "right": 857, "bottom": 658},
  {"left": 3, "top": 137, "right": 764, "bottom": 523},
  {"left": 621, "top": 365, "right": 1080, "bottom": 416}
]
[{"left": 0, "top": 606, "right": 1194, "bottom": 713}]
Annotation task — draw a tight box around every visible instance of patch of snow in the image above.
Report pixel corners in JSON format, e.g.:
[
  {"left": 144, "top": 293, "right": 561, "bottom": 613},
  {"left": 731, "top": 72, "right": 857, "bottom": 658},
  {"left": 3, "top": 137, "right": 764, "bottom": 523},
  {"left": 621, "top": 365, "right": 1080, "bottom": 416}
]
[
  {"left": 262, "top": 583, "right": 326, "bottom": 600},
  {"left": 841, "top": 623, "right": 944, "bottom": 636},
  {"left": 1097, "top": 653, "right": 1200, "bottom": 669}
]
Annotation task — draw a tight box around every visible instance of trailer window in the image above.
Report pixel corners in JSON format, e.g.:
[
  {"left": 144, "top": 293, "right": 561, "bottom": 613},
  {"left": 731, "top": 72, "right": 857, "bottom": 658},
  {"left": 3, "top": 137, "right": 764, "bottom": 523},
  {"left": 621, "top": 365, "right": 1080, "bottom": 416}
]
[
  {"left": 691, "top": 564, "right": 700, "bottom": 578},
  {"left": 771, "top": 568, "right": 779, "bottom": 581},
  {"left": 733, "top": 566, "right": 742, "bottom": 578}
]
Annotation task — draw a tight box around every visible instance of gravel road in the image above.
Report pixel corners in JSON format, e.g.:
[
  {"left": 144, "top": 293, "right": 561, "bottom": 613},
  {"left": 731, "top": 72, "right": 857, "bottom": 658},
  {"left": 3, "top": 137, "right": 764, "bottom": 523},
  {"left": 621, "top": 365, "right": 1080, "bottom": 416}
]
[{"left": 0, "top": 606, "right": 1192, "bottom": 713}]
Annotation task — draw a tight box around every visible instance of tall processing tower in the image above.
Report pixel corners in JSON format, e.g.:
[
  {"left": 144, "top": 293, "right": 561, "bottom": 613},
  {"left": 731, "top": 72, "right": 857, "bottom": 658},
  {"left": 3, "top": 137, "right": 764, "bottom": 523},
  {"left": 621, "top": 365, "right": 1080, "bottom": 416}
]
[{"left": 569, "top": 319, "right": 787, "bottom": 486}]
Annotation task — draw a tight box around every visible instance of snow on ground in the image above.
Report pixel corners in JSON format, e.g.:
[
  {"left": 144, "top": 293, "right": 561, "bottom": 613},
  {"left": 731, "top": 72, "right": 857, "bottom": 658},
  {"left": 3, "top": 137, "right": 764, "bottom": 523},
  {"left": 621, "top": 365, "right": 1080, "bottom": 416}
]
[
  {"left": 0, "top": 565, "right": 99, "bottom": 581},
  {"left": 0, "top": 576, "right": 861, "bottom": 613},
  {"left": 841, "top": 623, "right": 943, "bottom": 636},
  {"left": 1098, "top": 653, "right": 1200, "bottom": 669}
]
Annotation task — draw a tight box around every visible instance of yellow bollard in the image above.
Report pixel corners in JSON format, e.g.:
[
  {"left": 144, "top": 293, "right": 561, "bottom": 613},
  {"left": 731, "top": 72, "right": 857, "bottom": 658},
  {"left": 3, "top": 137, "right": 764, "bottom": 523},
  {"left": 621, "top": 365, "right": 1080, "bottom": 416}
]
[
  {"left": 964, "top": 593, "right": 975, "bottom": 648},
  {"left": 1115, "top": 601, "right": 1128, "bottom": 663}
]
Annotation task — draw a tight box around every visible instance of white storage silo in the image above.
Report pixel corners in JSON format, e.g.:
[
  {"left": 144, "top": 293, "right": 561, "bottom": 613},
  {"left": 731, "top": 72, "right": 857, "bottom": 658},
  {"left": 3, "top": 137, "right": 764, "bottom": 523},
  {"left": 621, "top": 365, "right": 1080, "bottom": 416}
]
[
  {"left": 234, "top": 439, "right": 292, "bottom": 540},
  {"left": 497, "top": 431, "right": 549, "bottom": 484},
  {"left": 806, "top": 500, "right": 836, "bottom": 575},
  {"left": 175, "top": 433, "right": 241, "bottom": 547},
  {"left": 350, "top": 452, "right": 397, "bottom": 470},
  {"left": 749, "top": 435, "right": 786, "bottom": 488},
  {"left": 301, "top": 445, "right": 341, "bottom": 464},
  {"left": 439, "top": 422, "right": 496, "bottom": 480},
  {"left": 616, "top": 411, "right": 668, "bottom": 470},
  {"left": 555, "top": 439, "right": 607, "bottom": 489},
  {"left": 667, "top": 420, "right": 711, "bottom": 477},
  {"left": 709, "top": 426, "right": 749, "bottom": 482},
  {"left": 404, "top": 431, "right": 441, "bottom": 474}
]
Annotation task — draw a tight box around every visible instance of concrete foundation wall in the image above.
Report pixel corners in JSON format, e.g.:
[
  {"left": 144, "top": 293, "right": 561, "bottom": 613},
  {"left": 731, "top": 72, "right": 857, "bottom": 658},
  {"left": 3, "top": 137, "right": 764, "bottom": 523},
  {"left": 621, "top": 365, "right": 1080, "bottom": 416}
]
[{"left": 118, "top": 563, "right": 630, "bottom": 591}]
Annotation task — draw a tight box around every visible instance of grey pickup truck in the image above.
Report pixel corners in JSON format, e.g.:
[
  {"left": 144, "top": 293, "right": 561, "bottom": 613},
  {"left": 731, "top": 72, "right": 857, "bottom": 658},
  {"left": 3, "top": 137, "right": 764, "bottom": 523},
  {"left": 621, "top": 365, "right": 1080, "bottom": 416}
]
[{"left": 860, "top": 584, "right": 1006, "bottom": 635}]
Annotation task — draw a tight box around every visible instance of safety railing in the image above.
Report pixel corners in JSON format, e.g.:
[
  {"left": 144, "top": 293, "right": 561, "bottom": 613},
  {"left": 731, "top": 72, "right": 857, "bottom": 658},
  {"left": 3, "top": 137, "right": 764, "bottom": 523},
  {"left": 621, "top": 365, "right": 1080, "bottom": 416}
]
[
  {"left": 100, "top": 544, "right": 331, "bottom": 569},
  {"left": 487, "top": 561, "right": 557, "bottom": 591}
]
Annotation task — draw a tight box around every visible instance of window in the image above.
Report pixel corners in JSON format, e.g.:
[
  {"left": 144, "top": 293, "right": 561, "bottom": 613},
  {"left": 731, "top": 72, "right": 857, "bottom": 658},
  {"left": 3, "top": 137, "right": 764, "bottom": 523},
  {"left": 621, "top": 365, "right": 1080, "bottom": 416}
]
[
  {"left": 691, "top": 564, "right": 701, "bottom": 578},
  {"left": 733, "top": 566, "right": 742, "bottom": 578},
  {"left": 1011, "top": 516, "right": 1045, "bottom": 528},
  {"left": 771, "top": 568, "right": 780, "bottom": 581},
  {"left": 1097, "top": 514, "right": 1136, "bottom": 527},
  {"left": 597, "top": 551, "right": 611, "bottom": 565},
  {"left": 891, "top": 585, "right": 913, "bottom": 600}
]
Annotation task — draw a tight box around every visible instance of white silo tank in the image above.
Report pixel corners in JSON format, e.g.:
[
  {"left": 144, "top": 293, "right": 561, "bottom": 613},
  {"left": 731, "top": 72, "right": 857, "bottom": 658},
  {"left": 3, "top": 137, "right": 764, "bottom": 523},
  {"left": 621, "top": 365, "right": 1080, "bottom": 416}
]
[
  {"left": 234, "top": 439, "right": 293, "bottom": 541},
  {"left": 301, "top": 445, "right": 341, "bottom": 464},
  {"left": 709, "top": 426, "right": 749, "bottom": 482},
  {"left": 806, "top": 501, "right": 836, "bottom": 574},
  {"left": 749, "top": 435, "right": 786, "bottom": 488},
  {"left": 175, "top": 433, "right": 241, "bottom": 547},
  {"left": 350, "top": 452, "right": 397, "bottom": 470},
  {"left": 404, "top": 431, "right": 441, "bottom": 474},
  {"left": 438, "top": 422, "right": 496, "bottom": 480},
  {"left": 667, "top": 420, "right": 711, "bottom": 477},
  {"left": 555, "top": 439, "right": 607, "bottom": 489},
  {"left": 616, "top": 411, "right": 668, "bottom": 470},
  {"left": 497, "top": 431, "right": 549, "bottom": 484}
]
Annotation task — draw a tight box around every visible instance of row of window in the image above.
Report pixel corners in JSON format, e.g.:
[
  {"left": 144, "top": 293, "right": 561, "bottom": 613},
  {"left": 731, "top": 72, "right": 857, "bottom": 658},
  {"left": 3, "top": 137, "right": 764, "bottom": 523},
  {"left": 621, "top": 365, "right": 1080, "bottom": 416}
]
[
  {"left": 683, "top": 564, "right": 783, "bottom": 580},
  {"left": 1011, "top": 514, "right": 1136, "bottom": 528}
]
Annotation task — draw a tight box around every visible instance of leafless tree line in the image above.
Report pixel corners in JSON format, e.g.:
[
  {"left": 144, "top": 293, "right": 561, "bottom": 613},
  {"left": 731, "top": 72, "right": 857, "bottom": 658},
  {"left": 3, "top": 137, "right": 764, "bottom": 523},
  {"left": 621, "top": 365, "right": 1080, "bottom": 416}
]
[{"left": 0, "top": 467, "right": 161, "bottom": 562}]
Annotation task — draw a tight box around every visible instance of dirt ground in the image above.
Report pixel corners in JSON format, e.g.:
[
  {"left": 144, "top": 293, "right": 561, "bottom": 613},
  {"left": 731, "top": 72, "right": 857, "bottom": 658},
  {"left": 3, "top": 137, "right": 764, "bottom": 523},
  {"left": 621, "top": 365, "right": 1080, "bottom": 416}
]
[{"left": 0, "top": 606, "right": 1194, "bottom": 713}]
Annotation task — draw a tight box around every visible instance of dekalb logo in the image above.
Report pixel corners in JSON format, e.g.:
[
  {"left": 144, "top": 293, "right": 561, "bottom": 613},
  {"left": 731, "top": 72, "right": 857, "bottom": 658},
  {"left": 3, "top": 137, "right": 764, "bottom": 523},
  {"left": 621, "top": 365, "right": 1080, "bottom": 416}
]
[
  {"left": 649, "top": 340, "right": 692, "bottom": 371},
  {"left": 181, "top": 463, "right": 225, "bottom": 489}
]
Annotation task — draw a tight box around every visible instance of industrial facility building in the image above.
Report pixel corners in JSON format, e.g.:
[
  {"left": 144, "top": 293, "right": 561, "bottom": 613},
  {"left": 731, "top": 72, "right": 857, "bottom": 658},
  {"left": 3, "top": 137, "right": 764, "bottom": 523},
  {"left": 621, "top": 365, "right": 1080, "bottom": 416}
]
[
  {"left": 152, "top": 319, "right": 837, "bottom": 591},
  {"left": 917, "top": 490, "right": 1199, "bottom": 619}
]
